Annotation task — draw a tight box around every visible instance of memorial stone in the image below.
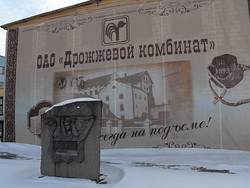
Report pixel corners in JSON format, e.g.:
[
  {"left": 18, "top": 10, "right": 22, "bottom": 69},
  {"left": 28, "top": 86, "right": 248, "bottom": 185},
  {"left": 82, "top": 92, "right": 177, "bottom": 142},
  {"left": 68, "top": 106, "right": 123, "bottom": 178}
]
[{"left": 40, "top": 98, "right": 102, "bottom": 179}]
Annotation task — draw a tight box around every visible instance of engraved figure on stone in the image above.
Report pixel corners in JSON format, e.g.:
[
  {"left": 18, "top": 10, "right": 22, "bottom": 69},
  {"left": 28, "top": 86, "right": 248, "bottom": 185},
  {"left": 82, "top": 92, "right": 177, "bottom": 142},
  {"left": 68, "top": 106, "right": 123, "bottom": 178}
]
[
  {"left": 45, "top": 103, "right": 95, "bottom": 164},
  {"left": 61, "top": 117, "right": 77, "bottom": 136}
]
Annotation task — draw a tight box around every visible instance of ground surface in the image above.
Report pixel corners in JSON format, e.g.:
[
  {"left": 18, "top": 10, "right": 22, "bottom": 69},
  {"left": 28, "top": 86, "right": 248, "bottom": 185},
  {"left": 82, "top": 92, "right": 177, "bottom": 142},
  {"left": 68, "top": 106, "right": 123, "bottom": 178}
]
[{"left": 0, "top": 143, "right": 250, "bottom": 188}]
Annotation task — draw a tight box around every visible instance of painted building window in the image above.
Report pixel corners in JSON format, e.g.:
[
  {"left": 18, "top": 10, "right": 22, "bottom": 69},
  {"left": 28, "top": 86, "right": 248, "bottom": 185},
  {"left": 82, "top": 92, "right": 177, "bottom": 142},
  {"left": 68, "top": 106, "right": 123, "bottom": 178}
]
[
  {"left": 106, "top": 96, "right": 109, "bottom": 101},
  {"left": 119, "top": 93, "right": 124, "bottom": 99},
  {"left": 120, "top": 103, "right": 124, "bottom": 111}
]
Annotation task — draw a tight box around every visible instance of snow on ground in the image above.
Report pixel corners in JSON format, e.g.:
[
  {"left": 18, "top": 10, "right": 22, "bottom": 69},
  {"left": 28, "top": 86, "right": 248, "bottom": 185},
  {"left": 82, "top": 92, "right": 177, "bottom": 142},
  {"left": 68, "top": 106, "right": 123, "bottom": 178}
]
[{"left": 0, "top": 143, "right": 250, "bottom": 188}]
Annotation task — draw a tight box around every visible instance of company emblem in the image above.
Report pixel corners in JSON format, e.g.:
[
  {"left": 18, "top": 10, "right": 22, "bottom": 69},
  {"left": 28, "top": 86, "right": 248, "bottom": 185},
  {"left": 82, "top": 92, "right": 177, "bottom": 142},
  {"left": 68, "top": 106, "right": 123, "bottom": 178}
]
[{"left": 102, "top": 16, "right": 130, "bottom": 45}]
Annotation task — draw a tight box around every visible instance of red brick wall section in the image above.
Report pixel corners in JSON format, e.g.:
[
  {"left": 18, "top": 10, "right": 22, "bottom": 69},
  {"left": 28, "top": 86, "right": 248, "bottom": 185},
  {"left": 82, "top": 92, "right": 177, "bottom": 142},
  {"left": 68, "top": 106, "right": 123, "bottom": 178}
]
[{"left": 4, "top": 28, "right": 18, "bottom": 142}]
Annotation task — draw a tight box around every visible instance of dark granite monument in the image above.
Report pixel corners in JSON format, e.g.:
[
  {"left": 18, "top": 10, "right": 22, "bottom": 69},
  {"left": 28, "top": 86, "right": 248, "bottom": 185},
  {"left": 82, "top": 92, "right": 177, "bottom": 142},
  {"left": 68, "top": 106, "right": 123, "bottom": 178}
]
[{"left": 40, "top": 98, "right": 102, "bottom": 179}]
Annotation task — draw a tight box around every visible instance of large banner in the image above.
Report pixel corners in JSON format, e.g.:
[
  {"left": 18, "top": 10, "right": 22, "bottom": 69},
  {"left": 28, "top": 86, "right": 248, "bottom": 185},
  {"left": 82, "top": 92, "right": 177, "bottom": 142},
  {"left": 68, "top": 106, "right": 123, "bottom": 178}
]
[{"left": 11, "top": 0, "right": 250, "bottom": 150}]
